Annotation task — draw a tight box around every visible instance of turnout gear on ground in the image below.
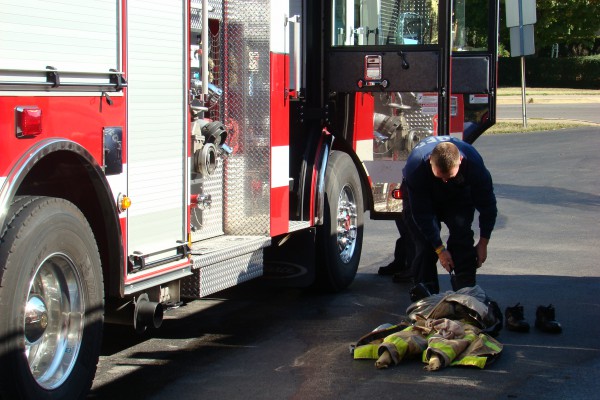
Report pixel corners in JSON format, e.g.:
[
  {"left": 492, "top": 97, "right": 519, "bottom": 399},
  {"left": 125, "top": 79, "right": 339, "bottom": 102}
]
[
  {"left": 406, "top": 286, "right": 503, "bottom": 337},
  {"left": 351, "top": 286, "right": 503, "bottom": 371}
]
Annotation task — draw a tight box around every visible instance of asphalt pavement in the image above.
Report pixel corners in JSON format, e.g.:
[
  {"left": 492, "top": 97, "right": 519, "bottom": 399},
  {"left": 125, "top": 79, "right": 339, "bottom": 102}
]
[
  {"left": 89, "top": 127, "right": 600, "bottom": 400},
  {"left": 360, "top": 128, "right": 600, "bottom": 400},
  {"left": 87, "top": 95, "right": 600, "bottom": 400},
  {"left": 497, "top": 90, "right": 600, "bottom": 124}
]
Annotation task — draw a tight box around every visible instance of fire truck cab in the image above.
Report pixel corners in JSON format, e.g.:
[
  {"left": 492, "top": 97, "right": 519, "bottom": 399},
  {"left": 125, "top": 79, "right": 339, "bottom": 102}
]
[{"left": 0, "top": 0, "right": 498, "bottom": 398}]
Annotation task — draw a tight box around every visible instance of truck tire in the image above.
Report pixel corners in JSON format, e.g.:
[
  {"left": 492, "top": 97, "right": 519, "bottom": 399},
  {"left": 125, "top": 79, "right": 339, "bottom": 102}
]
[
  {"left": 0, "top": 196, "right": 104, "bottom": 400},
  {"left": 315, "top": 151, "right": 364, "bottom": 292}
]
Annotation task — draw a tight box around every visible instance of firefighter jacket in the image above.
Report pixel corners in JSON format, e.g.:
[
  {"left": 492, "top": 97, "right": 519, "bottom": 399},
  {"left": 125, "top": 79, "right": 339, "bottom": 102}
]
[{"left": 351, "top": 286, "right": 503, "bottom": 370}]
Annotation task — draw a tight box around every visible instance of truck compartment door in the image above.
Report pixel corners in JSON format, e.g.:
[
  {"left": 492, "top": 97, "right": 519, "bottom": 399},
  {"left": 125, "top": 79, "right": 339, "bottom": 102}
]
[{"left": 125, "top": 0, "right": 187, "bottom": 272}]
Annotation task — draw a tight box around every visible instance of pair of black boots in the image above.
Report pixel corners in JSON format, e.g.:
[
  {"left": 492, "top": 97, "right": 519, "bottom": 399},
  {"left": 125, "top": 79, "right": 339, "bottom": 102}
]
[{"left": 505, "top": 303, "right": 562, "bottom": 334}]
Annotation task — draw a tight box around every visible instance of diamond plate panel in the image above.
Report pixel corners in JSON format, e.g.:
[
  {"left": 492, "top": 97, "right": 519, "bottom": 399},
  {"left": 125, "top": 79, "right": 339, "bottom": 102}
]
[
  {"left": 191, "top": 0, "right": 223, "bottom": 31},
  {"left": 182, "top": 250, "right": 264, "bottom": 298},
  {"left": 222, "top": 0, "right": 271, "bottom": 235},
  {"left": 189, "top": 235, "right": 271, "bottom": 267},
  {"left": 190, "top": 164, "right": 224, "bottom": 241}
]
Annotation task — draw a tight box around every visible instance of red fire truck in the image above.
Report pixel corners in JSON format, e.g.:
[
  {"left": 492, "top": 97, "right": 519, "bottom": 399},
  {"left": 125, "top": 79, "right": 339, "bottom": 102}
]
[{"left": 0, "top": 0, "right": 498, "bottom": 398}]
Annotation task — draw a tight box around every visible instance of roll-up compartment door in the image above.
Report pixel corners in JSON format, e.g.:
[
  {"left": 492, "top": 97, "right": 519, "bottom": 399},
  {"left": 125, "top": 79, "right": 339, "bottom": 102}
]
[
  {"left": 126, "top": 0, "right": 187, "bottom": 260},
  {"left": 0, "top": 0, "right": 118, "bottom": 71}
]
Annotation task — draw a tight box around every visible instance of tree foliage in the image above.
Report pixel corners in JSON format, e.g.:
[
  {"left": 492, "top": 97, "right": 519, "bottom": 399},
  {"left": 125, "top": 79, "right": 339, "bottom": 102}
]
[{"left": 500, "top": 0, "right": 600, "bottom": 56}]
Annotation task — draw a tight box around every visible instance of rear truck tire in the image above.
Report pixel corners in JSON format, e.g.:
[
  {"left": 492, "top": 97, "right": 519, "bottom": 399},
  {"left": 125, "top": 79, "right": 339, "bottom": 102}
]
[
  {"left": 315, "top": 151, "right": 364, "bottom": 292},
  {"left": 0, "top": 196, "right": 104, "bottom": 400}
]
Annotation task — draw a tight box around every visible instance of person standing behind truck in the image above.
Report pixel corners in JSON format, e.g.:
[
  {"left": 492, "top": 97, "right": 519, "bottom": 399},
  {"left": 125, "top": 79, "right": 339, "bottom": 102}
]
[
  {"left": 377, "top": 218, "right": 414, "bottom": 283},
  {"left": 401, "top": 136, "right": 497, "bottom": 298}
]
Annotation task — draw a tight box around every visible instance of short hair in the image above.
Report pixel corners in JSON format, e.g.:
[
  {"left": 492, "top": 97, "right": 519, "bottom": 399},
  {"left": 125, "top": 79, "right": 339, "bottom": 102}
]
[{"left": 430, "top": 142, "right": 460, "bottom": 173}]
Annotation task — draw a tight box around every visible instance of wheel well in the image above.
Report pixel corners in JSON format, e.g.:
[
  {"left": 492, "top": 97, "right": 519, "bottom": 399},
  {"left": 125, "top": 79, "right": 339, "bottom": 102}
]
[
  {"left": 14, "top": 150, "right": 122, "bottom": 298},
  {"left": 331, "top": 141, "right": 374, "bottom": 214}
]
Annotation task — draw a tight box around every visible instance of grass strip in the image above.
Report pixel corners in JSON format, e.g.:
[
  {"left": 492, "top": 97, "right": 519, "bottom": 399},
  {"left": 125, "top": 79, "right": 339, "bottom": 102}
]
[
  {"left": 498, "top": 87, "right": 600, "bottom": 96},
  {"left": 488, "top": 119, "right": 598, "bottom": 134}
]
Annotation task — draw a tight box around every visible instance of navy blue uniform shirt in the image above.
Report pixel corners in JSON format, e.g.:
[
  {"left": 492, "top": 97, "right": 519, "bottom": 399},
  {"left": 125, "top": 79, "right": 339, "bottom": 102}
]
[{"left": 402, "top": 136, "right": 497, "bottom": 249}]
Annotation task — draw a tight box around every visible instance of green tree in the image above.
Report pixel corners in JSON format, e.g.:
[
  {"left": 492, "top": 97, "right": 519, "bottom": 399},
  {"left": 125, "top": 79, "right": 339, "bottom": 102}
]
[
  {"left": 537, "top": 0, "right": 600, "bottom": 52},
  {"left": 500, "top": 0, "right": 600, "bottom": 56}
]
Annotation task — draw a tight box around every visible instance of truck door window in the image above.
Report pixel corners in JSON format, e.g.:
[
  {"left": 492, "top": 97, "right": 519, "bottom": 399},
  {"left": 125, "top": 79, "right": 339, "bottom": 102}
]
[
  {"left": 331, "top": 0, "right": 439, "bottom": 46},
  {"left": 450, "top": 0, "right": 497, "bottom": 143},
  {"left": 452, "top": 0, "right": 489, "bottom": 51}
]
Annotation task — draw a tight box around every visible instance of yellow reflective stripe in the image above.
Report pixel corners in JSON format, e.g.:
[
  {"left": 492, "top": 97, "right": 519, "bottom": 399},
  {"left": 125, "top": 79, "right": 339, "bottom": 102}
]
[
  {"left": 429, "top": 342, "right": 456, "bottom": 360},
  {"left": 464, "top": 333, "right": 478, "bottom": 342},
  {"left": 481, "top": 334, "right": 502, "bottom": 352},
  {"left": 383, "top": 335, "right": 407, "bottom": 345},
  {"left": 353, "top": 344, "right": 380, "bottom": 360},
  {"left": 451, "top": 355, "right": 487, "bottom": 369},
  {"left": 383, "top": 336, "right": 409, "bottom": 359}
]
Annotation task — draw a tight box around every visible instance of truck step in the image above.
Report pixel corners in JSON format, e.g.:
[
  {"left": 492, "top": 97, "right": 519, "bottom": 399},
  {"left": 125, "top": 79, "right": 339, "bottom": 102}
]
[{"left": 182, "top": 235, "right": 271, "bottom": 298}]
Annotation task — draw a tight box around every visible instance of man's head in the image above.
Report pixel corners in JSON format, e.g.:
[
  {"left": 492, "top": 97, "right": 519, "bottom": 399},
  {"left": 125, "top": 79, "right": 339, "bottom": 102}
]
[{"left": 429, "top": 142, "right": 461, "bottom": 183}]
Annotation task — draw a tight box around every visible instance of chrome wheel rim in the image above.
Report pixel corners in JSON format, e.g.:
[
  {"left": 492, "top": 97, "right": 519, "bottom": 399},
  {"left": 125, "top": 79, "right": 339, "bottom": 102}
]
[
  {"left": 336, "top": 184, "right": 358, "bottom": 263},
  {"left": 24, "top": 253, "right": 84, "bottom": 390}
]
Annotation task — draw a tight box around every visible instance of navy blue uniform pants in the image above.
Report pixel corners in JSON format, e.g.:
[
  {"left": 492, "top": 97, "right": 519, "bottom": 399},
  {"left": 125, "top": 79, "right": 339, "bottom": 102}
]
[
  {"left": 391, "top": 218, "right": 411, "bottom": 271},
  {"left": 401, "top": 187, "right": 478, "bottom": 293}
]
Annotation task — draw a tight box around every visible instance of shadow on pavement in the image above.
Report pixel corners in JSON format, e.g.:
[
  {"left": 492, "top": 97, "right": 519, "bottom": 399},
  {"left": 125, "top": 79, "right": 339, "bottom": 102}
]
[{"left": 90, "top": 272, "right": 600, "bottom": 400}]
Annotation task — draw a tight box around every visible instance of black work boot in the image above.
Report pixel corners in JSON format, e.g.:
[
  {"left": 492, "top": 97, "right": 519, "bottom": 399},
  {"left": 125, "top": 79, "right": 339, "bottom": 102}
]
[
  {"left": 505, "top": 303, "right": 530, "bottom": 333},
  {"left": 408, "top": 283, "right": 431, "bottom": 302},
  {"left": 535, "top": 304, "right": 562, "bottom": 334},
  {"left": 378, "top": 262, "right": 402, "bottom": 276}
]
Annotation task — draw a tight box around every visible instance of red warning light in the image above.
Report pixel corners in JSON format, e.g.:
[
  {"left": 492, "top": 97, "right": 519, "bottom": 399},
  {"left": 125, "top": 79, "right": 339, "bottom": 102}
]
[
  {"left": 16, "top": 106, "right": 42, "bottom": 138},
  {"left": 391, "top": 189, "right": 402, "bottom": 200}
]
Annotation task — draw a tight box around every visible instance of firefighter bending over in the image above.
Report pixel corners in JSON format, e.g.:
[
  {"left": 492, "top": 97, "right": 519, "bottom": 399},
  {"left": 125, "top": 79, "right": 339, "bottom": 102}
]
[{"left": 401, "top": 136, "right": 497, "bottom": 298}]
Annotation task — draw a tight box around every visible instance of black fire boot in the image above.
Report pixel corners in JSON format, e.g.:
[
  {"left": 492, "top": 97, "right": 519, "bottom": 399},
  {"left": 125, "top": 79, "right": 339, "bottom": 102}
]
[
  {"left": 535, "top": 304, "right": 562, "bottom": 334},
  {"left": 505, "top": 303, "right": 530, "bottom": 333},
  {"left": 378, "top": 262, "right": 402, "bottom": 276},
  {"left": 408, "top": 283, "right": 431, "bottom": 302}
]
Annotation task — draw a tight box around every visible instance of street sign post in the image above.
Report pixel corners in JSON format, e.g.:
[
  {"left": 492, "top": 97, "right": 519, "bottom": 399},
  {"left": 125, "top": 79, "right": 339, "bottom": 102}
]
[
  {"left": 506, "top": 0, "right": 537, "bottom": 127},
  {"left": 506, "top": 0, "right": 537, "bottom": 27}
]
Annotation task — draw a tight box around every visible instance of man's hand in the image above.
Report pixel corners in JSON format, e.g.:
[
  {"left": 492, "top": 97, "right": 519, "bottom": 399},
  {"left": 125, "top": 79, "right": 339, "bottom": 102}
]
[
  {"left": 475, "top": 238, "right": 489, "bottom": 268},
  {"left": 438, "top": 249, "right": 454, "bottom": 272}
]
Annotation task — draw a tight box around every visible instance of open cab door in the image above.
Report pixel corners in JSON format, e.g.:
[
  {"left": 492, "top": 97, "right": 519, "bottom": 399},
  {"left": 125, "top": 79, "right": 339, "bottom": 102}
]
[
  {"left": 450, "top": 0, "right": 500, "bottom": 144},
  {"left": 324, "top": 0, "right": 498, "bottom": 217}
]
